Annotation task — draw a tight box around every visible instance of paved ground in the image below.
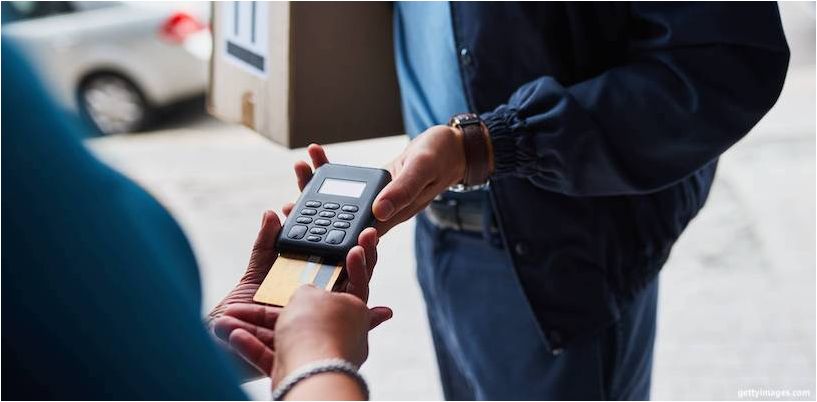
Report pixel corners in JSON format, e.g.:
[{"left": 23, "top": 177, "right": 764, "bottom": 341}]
[{"left": 87, "top": 7, "right": 815, "bottom": 400}]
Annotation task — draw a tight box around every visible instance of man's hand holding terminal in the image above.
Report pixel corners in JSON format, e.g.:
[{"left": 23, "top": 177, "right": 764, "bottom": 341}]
[
  {"left": 374, "top": 125, "right": 467, "bottom": 234},
  {"left": 295, "top": 118, "right": 493, "bottom": 235}
]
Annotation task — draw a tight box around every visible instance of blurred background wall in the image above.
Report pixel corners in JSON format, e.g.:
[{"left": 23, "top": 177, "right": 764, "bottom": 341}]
[{"left": 6, "top": 1, "right": 813, "bottom": 400}]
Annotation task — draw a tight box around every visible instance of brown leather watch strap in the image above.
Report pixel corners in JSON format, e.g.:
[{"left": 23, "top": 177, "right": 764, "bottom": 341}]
[{"left": 449, "top": 113, "right": 491, "bottom": 187}]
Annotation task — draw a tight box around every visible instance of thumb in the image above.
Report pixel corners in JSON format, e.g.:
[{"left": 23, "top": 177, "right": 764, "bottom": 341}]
[
  {"left": 373, "top": 157, "right": 430, "bottom": 221},
  {"left": 244, "top": 210, "right": 282, "bottom": 282},
  {"left": 368, "top": 306, "right": 393, "bottom": 330}
]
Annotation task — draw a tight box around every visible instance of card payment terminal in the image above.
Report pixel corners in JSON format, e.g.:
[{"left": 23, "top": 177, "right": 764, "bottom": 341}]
[{"left": 277, "top": 163, "right": 391, "bottom": 263}]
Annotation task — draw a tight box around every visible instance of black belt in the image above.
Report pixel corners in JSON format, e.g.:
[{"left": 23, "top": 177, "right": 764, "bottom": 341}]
[{"left": 424, "top": 192, "right": 499, "bottom": 235}]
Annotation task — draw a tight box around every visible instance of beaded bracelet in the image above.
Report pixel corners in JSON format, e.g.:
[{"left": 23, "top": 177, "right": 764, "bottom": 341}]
[{"left": 271, "top": 358, "right": 368, "bottom": 401}]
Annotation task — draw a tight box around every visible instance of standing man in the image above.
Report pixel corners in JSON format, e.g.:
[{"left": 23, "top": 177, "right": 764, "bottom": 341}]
[{"left": 375, "top": 2, "right": 789, "bottom": 400}]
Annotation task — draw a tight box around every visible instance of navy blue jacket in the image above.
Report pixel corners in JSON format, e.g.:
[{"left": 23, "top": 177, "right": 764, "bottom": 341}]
[{"left": 451, "top": 2, "right": 789, "bottom": 349}]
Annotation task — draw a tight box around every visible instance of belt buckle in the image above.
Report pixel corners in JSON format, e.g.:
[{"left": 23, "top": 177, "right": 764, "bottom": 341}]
[{"left": 428, "top": 196, "right": 463, "bottom": 231}]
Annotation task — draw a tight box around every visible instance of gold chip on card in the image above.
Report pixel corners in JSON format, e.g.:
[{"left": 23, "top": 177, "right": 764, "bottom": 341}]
[{"left": 253, "top": 253, "right": 344, "bottom": 306}]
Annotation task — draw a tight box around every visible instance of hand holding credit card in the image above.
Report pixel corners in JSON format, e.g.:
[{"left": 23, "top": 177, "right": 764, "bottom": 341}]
[{"left": 209, "top": 206, "right": 391, "bottom": 382}]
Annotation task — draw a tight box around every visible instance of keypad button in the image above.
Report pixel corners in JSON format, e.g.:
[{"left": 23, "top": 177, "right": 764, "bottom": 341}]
[
  {"left": 305, "top": 200, "right": 321, "bottom": 208},
  {"left": 325, "top": 230, "right": 346, "bottom": 245},
  {"left": 287, "top": 225, "right": 307, "bottom": 239},
  {"left": 315, "top": 219, "right": 331, "bottom": 226},
  {"left": 319, "top": 211, "right": 336, "bottom": 218},
  {"left": 337, "top": 213, "right": 354, "bottom": 220},
  {"left": 306, "top": 235, "right": 322, "bottom": 242},
  {"left": 341, "top": 205, "right": 359, "bottom": 212},
  {"left": 296, "top": 217, "right": 313, "bottom": 224},
  {"left": 310, "top": 227, "right": 327, "bottom": 235},
  {"left": 323, "top": 203, "right": 340, "bottom": 210},
  {"left": 333, "top": 221, "right": 350, "bottom": 229},
  {"left": 300, "top": 209, "right": 317, "bottom": 216}
]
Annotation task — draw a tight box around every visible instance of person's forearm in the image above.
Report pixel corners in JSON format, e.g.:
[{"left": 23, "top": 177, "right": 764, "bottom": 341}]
[{"left": 285, "top": 372, "right": 366, "bottom": 401}]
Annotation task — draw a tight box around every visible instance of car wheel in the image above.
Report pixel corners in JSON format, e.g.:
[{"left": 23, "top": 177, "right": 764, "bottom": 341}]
[{"left": 79, "top": 74, "right": 151, "bottom": 135}]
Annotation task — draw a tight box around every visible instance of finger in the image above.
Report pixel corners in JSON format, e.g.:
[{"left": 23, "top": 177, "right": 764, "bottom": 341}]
[
  {"left": 373, "top": 156, "right": 432, "bottom": 221},
  {"left": 368, "top": 306, "right": 393, "bottom": 330},
  {"left": 255, "top": 210, "right": 282, "bottom": 253},
  {"left": 344, "top": 245, "right": 368, "bottom": 302},
  {"left": 212, "top": 315, "right": 276, "bottom": 346},
  {"left": 282, "top": 202, "right": 295, "bottom": 217},
  {"left": 245, "top": 211, "right": 282, "bottom": 282},
  {"left": 229, "top": 328, "right": 276, "bottom": 376},
  {"left": 375, "top": 183, "right": 438, "bottom": 235},
  {"left": 288, "top": 284, "right": 323, "bottom": 306},
  {"left": 376, "top": 203, "right": 428, "bottom": 235},
  {"left": 358, "top": 228, "right": 378, "bottom": 279},
  {"left": 307, "top": 143, "right": 330, "bottom": 168},
  {"left": 223, "top": 303, "right": 281, "bottom": 330},
  {"left": 294, "top": 161, "right": 313, "bottom": 192}
]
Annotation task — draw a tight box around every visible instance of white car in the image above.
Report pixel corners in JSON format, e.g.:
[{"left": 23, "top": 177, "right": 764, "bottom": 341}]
[{"left": 2, "top": 1, "right": 212, "bottom": 134}]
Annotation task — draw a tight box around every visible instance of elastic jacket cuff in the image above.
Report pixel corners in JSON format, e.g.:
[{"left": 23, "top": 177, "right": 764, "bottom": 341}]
[
  {"left": 481, "top": 106, "right": 550, "bottom": 181},
  {"left": 481, "top": 106, "right": 522, "bottom": 178}
]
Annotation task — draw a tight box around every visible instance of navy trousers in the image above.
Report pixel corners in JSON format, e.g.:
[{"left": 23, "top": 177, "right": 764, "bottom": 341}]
[{"left": 415, "top": 212, "right": 658, "bottom": 400}]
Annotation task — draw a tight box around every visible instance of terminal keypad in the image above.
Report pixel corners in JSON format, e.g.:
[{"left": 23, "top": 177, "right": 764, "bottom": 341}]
[{"left": 289, "top": 201, "right": 359, "bottom": 245}]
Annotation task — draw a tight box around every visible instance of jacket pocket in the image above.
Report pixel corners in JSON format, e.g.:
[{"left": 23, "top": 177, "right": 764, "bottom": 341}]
[{"left": 596, "top": 168, "right": 712, "bottom": 297}]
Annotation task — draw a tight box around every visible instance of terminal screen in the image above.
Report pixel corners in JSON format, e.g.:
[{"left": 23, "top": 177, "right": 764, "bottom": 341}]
[{"left": 318, "top": 178, "right": 367, "bottom": 198}]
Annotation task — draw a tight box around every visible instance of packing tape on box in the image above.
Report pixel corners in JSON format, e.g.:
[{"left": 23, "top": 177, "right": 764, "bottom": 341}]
[
  {"left": 253, "top": 253, "right": 344, "bottom": 307},
  {"left": 241, "top": 91, "right": 255, "bottom": 130}
]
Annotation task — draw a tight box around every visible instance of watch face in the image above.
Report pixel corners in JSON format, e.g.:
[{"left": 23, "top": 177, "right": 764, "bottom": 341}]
[{"left": 452, "top": 113, "right": 480, "bottom": 126}]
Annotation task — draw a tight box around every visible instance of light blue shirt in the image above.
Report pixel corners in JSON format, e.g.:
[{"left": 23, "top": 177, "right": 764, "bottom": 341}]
[{"left": 394, "top": 1, "right": 470, "bottom": 138}]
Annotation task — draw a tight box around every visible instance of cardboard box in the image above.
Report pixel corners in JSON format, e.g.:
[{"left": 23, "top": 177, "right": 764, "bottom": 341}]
[{"left": 208, "top": 1, "right": 404, "bottom": 148}]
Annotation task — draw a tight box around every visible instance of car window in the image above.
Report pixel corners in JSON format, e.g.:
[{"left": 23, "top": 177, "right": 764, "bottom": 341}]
[
  {"left": 2, "top": 1, "right": 74, "bottom": 22},
  {"left": 72, "top": 2, "right": 119, "bottom": 13},
  {"left": 1, "top": 1, "right": 121, "bottom": 24}
]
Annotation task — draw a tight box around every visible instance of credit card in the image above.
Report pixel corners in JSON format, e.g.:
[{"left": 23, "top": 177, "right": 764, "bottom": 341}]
[{"left": 253, "top": 253, "right": 344, "bottom": 306}]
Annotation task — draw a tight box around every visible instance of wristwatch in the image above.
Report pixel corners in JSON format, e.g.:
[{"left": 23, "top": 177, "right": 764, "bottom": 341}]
[{"left": 448, "top": 112, "right": 493, "bottom": 191}]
